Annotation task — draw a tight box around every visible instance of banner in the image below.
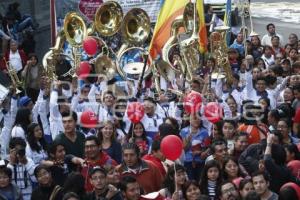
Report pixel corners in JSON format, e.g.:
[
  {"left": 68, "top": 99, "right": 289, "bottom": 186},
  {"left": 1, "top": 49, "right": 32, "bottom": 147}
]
[{"left": 53, "top": 0, "right": 161, "bottom": 33}]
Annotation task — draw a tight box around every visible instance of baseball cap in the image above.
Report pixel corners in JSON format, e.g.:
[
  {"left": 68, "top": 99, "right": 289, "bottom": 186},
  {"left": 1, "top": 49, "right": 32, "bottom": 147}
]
[{"left": 19, "top": 96, "right": 32, "bottom": 107}]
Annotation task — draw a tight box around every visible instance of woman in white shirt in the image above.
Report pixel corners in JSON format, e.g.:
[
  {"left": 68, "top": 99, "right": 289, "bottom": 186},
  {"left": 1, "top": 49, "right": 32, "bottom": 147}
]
[{"left": 25, "top": 123, "right": 48, "bottom": 165}]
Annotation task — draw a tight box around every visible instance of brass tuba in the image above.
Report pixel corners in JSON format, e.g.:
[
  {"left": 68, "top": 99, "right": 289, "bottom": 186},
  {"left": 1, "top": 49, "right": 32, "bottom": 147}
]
[
  {"left": 116, "top": 8, "right": 151, "bottom": 80},
  {"left": 210, "top": 26, "right": 233, "bottom": 84},
  {"left": 42, "top": 30, "right": 74, "bottom": 83},
  {"left": 179, "top": 1, "right": 201, "bottom": 83},
  {"left": 63, "top": 12, "right": 87, "bottom": 77},
  {"left": 161, "top": 16, "right": 184, "bottom": 75},
  {"left": 94, "top": 1, "right": 123, "bottom": 37},
  {"left": 42, "top": 30, "right": 65, "bottom": 82},
  {"left": 90, "top": 1, "right": 123, "bottom": 81}
]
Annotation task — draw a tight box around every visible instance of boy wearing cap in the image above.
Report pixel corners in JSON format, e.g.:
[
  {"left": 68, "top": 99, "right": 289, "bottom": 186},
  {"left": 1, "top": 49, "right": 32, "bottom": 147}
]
[
  {"left": 87, "top": 166, "right": 123, "bottom": 200},
  {"left": 19, "top": 96, "right": 33, "bottom": 110}
]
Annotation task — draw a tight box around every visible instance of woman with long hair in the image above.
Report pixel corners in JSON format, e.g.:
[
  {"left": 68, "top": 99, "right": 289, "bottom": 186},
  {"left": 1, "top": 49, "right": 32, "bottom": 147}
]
[
  {"left": 222, "top": 156, "right": 245, "bottom": 182},
  {"left": 98, "top": 121, "right": 122, "bottom": 164},
  {"left": 127, "top": 122, "right": 152, "bottom": 156},
  {"left": 21, "top": 54, "right": 43, "bottom": 102},
  {"left": 238, "top": 178, "right": 254, "bottom": 199},
  {"left": 182, "top": 180, "right": 201, "bottom": 200},
  {"left": 251, "top": 35, "right": 263, "bottom": 60},
  {"left": 11, "top": 107, "right": 31, "bottom": 139},
  {"left": 26, "top": 122, "right": 48, "bottom": 164},
  {"left": 159, "top": 164, "right": 187, "bottom": 200},
  {"left": 226, "top": 96, "right": 240, "bottom": 121},
  {"left": 199, "top": 160, "right": 222, "bottom": 200}
]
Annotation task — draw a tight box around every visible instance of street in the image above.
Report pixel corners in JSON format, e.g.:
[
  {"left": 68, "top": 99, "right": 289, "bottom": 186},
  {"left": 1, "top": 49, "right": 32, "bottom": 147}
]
[{"left": 249, "top": 0, "right": 300, "bottom": 41}]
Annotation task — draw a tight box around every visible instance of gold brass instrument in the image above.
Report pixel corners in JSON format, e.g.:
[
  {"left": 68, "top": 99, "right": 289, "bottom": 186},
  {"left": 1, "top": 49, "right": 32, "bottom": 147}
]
[
  {"left": 94, "top": 54, "right": 117, "bottom": 81},
  {"left": 89, "top": 1, "right": 123, "bottom": 80},
  {"left": 179, "top": 1, "right": 200, "bottom": 83},
  {"left": 161, "top": 16, "right": 184, "bottom": 74},
  {"left": 210, "top": 26, "right": 233, "bottom": 84},
  {"left": 3, "top": 57, "right": 23, "bottom": 93},
  {"left": 94, "top": 1, "right": 123, "bottom": 37},
  {"left": 63, "top": 12, "right": 87, "bottom": 77},
  {"left": 116, "top": 8, "right": 151, "bottom": 80},
  {"left": 42, "top": 30, "right": 73, "bottom": 83}
]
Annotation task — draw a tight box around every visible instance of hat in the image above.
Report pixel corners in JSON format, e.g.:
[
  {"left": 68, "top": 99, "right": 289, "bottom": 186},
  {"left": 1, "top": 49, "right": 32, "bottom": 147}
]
[
  {"left": 89, "top": 166, "right": 107, "bottom": 177},
  {"left": 19, "top": 96, "right": 32, "bottom": 107}
]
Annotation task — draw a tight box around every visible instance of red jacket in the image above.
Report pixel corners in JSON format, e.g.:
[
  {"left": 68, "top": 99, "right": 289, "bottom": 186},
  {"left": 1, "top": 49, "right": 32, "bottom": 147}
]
[
  {"left": 81, "top": 151, "right": 117, "bottom": 192},
  {"left": 117, "top": 160, "right": 163, "bottom": 193},
  {"left": 142, "top": 154, "right": 166, "bottom": 177},
  {"left": 4, "top": 49, "right": 28, "bottom": 70}
]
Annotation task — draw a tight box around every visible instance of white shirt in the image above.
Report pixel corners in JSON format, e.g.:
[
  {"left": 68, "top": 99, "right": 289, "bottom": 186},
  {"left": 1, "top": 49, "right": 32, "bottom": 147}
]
[
  {"left": 9, "top": 50, "right": 23, "bottom": 72},
  {"left": 261, "top": 33, "right": 284, "bottom": 47},
  {"left": 11, "top": 126, "right": 26, "bottom": 139}
]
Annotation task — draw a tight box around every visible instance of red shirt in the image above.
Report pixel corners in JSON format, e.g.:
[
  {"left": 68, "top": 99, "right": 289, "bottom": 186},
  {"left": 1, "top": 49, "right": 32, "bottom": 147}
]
[
  {"left": 81, "top": 151, "right": 117, "bottom": 192},
  {"left": 293, "top": 108, "right": 300, "bottom": 123}
]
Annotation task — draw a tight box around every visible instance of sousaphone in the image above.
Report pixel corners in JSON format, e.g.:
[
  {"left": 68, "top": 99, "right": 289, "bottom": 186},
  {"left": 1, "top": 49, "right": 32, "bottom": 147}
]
[
  {"left": 116, "top": 8, "right": 151, "bottom": 80},
  {"left": 91, "top": 1, "right": 123, "bottom": 80}
]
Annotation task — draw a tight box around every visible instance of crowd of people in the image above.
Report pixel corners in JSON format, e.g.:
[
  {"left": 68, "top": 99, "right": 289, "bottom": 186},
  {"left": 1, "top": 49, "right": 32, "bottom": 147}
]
[{"left": 0, "top": 2, "right": 300, "bottom": 200}]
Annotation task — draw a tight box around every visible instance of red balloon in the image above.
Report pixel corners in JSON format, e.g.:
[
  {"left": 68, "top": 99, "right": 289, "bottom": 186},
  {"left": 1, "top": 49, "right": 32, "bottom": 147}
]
[
  {"left": 161, "top": 135, "right": 183, "bottom": 161},
  {"left": 77, "top": 61, "right": 91, "bottom": 78},
  {"left": 83, "top": 37, "right": 98, "bottom": 56},
  {"left": 183, "top": 91, "right": 202, "bottom": 114},
  {"left": 204, "top": 102, "right": 223, "bottom": 123},
  {"left": 127, "top": 102, "right": 145, "bottom": 124},
  {"left": 80, "top": 110, "right": 98, "bottom": 128}
]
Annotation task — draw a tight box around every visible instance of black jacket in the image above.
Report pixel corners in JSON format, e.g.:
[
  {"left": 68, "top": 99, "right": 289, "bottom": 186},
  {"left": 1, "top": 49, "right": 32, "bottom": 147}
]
[
  {"left": 31, "top": 184, "right": 63, "bottom": 200},
  {"left": 238, "top": 143, "right": 265, "bottom": 174}
]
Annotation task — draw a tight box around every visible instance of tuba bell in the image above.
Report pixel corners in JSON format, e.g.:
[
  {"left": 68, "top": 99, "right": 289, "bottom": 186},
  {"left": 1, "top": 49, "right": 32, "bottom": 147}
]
[
  {"left": 42, "top": 30, "right": 73, "bottom": 82},
  {"left": 116, "top": 8, "right": 151, "bottom": 80},
  {"left": 94, "top": 1, "right": 123, "bottom": 37},
  {"left": 89, "top": 1, "right": 123, "bottom": 81},
  {"left": 63, "top": 12, "right": 87, "bottom": 77}
]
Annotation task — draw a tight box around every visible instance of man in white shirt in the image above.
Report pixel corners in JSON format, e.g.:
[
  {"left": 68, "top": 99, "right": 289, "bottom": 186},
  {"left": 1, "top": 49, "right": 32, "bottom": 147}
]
[
  {"left": 261, "top": 23, "right": 284, "bottom": 47},
  {"left": 7, "top": 40, "right": 25, "bottom": 72}
]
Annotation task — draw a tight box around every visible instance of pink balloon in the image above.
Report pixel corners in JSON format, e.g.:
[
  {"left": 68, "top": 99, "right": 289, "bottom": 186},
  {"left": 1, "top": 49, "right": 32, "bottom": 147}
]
[
  {"left": 161, "top": 135, "right": 183, "bottom": 161},
  {"left": 80, "top": 110, "right": 98, "bottom": 128},
  {"left": 127, "top": 102, "right": 145, "bottom": 124},
  {"left": 183, "top": 91, "right": 202, "bottom": 114},
  {"left": 204, "top": 102, "right": 223, "bottom": 123},
  {"left": 83, "top": 37, "right": 98, "bottom": 56},
  {"left": 77, "top": 61, "right": 91, "bottom": 78}
]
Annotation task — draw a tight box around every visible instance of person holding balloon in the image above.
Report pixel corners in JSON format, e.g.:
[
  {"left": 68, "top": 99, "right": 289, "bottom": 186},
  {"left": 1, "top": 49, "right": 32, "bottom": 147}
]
[
  {"left": 127, "top": 122, "right": 152, "bottom": 156},
  {"left": 180, "top": 114, "right": 210, "bottom": 182},
  {"left": 159, "top": 164, "right": 187, "bottom": 200}
]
